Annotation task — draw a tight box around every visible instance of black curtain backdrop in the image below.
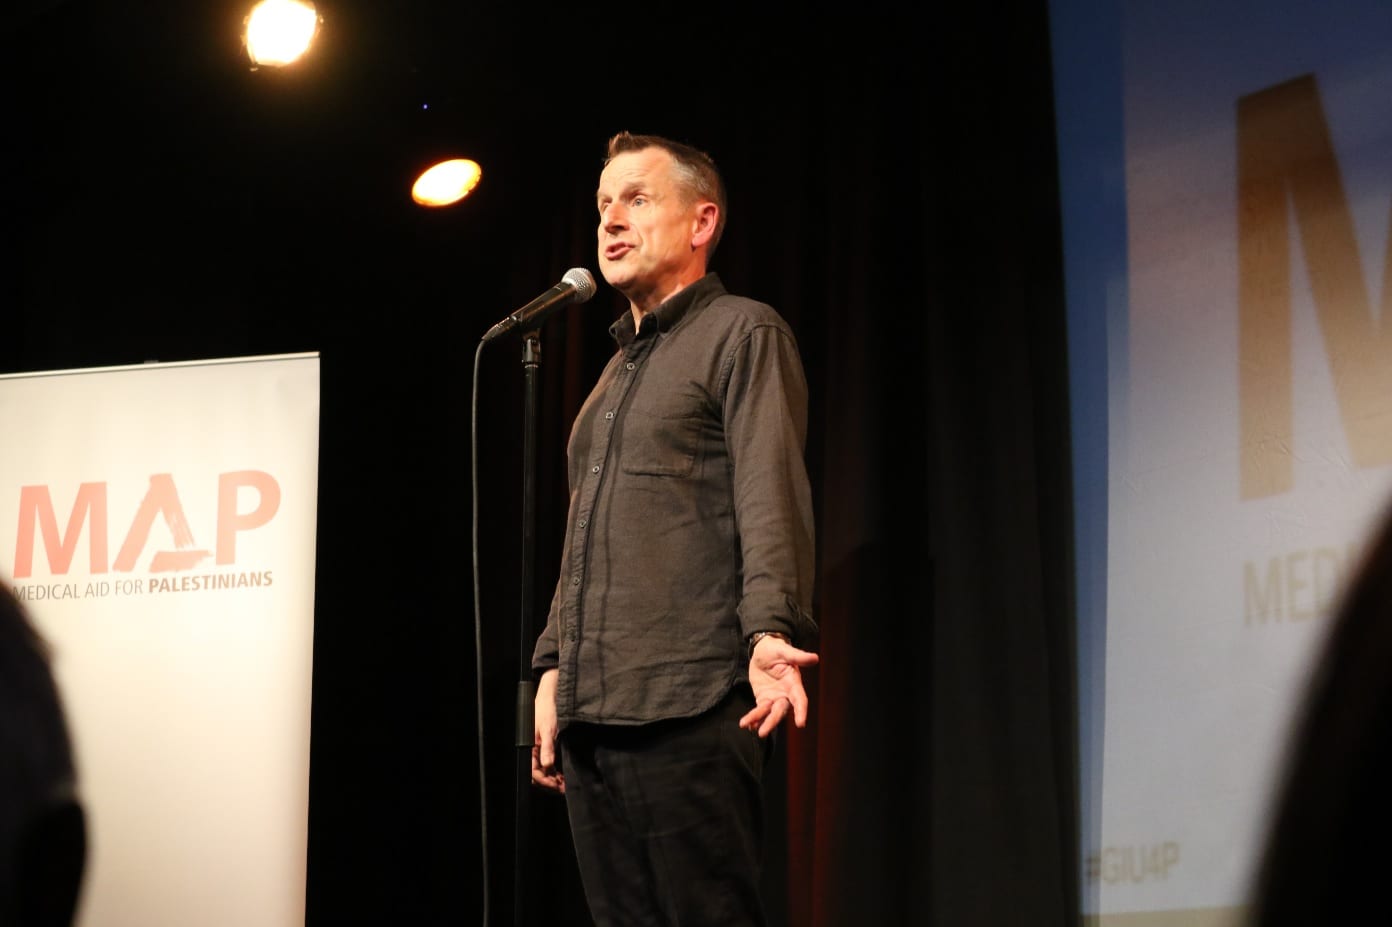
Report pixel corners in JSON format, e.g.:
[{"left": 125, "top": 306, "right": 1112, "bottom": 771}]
[{"left": 3, "top": 1, "right": 1078, "bottom": 925}]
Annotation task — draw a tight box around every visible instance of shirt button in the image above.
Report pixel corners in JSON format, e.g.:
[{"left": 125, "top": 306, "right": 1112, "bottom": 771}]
[
  {"left": 591, "top": 465, "right": 600, "bottom": 473},
  {"left": 625, "top": 362, "right": 636, "bottom": 370},
  {"left": 577, "top": 518, "right": 587, "bottom": 529},
  {"left": 571, "top": 576, "right": 581, "bottom": 586},
  {"left": 605, "top": 411, "right": 614, "bottom": 420}
]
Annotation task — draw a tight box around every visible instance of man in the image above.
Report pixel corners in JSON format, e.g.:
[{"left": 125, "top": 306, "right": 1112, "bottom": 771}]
[{"left": 530, "top": 131, "right": 819, "bottom": 926}]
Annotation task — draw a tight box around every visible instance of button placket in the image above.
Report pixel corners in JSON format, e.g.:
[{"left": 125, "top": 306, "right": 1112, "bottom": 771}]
[{"left": 564, "top": 343, "right": 644, "bottom": 679}]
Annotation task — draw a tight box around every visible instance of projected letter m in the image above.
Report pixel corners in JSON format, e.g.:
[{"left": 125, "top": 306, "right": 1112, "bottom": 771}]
[{"left": 1237, "top": 74, "right": 1392, "bottom": 499}]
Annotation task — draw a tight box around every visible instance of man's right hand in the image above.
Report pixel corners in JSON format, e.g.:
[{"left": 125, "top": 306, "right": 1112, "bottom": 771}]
[{"left": 531, "top": 668, "right": 565, "bottom": 793}]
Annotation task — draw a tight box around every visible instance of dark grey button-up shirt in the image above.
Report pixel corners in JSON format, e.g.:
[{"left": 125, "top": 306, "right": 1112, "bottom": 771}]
[{"left": 532, "top": 272, "right": 816, "bottom": 728}]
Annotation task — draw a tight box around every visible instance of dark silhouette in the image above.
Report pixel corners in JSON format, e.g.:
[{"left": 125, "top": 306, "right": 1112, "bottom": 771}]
[
  {"left": 1246, "top": 501, "right": 1392, "bottom": 925},
  {"left": 0, "top": 578, "right": 85, "bottom": 926}
]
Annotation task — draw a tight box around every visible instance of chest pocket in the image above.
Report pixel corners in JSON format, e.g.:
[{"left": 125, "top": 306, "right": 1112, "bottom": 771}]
[{"left": 620, "top": 388, "right": 708, "bottom": 478}]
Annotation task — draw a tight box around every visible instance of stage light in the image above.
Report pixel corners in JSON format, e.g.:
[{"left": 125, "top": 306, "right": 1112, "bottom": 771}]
[
  {"left": 244, "top": 0, "right": 321, "bottom": 68},
  {"left": 412, "top": 158, "right": 483, "bottom": 207}
]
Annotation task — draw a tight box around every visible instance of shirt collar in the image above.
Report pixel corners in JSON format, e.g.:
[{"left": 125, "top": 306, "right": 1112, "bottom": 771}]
[{"left": 609, "top": 273, "right": 727, "bottom": 346}]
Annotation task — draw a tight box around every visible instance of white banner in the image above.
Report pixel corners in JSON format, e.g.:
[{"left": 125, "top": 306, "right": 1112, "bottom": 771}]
[
  {"left": 0, "top": 353, "right": 320, "bottom": 927},
  {"left": 1051, "top": 1, "right": 1392, "bottom": 921}
]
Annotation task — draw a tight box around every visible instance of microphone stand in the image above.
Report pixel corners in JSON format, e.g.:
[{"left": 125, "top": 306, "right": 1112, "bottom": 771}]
[{"left": 512, "top": 329, "right": 542, "bottom": 927}]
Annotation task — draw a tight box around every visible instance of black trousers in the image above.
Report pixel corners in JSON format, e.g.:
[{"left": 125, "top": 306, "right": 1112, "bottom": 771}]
[{"left": 559, "top": 686, "right": 773, "bottom": 927}]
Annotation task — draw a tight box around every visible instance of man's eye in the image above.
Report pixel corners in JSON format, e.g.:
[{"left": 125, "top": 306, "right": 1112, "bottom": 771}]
[{"left": 631, "top": 196, "right": 646, "bottom": 206}]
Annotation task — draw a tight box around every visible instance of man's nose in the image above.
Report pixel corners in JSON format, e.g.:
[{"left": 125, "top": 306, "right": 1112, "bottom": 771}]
[{"left": 601, "top": 203, "right": 627, "bottom": 230}]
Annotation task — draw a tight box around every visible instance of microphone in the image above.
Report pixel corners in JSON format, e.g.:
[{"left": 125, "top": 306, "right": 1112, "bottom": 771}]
[{"left": 480, "top": 267, "right": 597, "bottom": 343}]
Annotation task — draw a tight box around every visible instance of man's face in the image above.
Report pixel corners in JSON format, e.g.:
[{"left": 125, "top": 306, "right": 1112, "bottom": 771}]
[{"left": 595, "top": 147, "right": 703, "bottom": 306}]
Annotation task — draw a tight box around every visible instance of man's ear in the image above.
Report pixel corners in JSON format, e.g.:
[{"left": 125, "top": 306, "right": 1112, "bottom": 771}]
[{"left": 691, "top": 202, "right": 719, "bottom": 249}]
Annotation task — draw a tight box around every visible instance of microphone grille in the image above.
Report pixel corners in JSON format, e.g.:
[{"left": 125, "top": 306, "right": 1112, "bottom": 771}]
[{"left": 563, "top": 267, "right": 597, "bottom": 303}]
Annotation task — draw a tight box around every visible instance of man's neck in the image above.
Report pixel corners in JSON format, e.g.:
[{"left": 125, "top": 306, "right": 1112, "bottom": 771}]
[{"left": 628, "top": 268, "right": 708, "bottom": 327}]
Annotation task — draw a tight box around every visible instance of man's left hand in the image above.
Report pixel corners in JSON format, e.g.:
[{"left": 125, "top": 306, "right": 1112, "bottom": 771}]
[{"left": 740, "top": 636, "right": 819, "bottom": 738}]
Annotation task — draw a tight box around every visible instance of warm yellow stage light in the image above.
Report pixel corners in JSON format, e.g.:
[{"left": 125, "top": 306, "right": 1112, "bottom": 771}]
[
  {"left": 412, "top": 159, "right": 483, "bottom": 207},
  {"left": 245, "top": 0, "right": 320, "bottom": 68}
]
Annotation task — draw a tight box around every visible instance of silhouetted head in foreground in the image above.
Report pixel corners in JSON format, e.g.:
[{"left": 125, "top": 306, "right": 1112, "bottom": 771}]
[
  {"left": 1247, "top": 502, "right": 1392, "bottom": 925},
  {"left": 0, "top": 578, "right": 85, "bottom": 926}
]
